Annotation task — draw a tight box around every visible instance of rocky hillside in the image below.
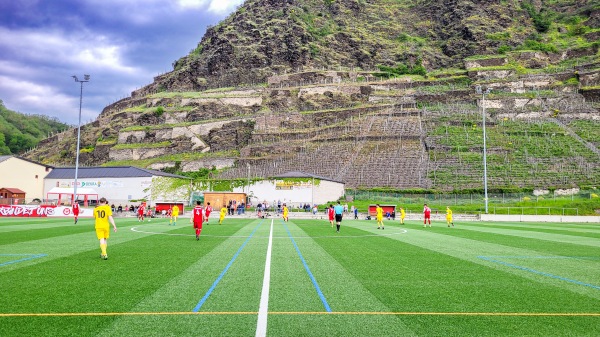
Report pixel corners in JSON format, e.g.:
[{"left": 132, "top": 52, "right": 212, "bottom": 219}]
[
  {"left": 24, "top": 0, "right": 600, "bottom": 191},
  {"left": 137, "top": 0, "right": 536, "bottom": 93}
]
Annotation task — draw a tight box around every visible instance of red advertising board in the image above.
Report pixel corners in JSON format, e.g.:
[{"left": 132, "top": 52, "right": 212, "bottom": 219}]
[
  {"left": 155, "top": 203, "right": 185, "bottom": 214},
  {"left": 0, "top": 205, "right": 94, "bottom": 217},
  {"left": 368, "top": 204, "right": 396, "bottom": 216}
]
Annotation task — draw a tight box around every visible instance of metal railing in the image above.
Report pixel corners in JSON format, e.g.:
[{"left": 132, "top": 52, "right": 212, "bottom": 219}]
[{"left": 490, "top": 207, "right": 579, "bottom": 216}]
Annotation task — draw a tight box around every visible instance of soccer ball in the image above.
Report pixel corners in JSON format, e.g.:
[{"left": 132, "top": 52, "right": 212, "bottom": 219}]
[{"left": 148, "top": 219, "right": 151, "bottom": 222}]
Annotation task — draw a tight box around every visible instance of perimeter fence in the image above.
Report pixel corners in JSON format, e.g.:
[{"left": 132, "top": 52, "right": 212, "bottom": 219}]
[{"left": 347, "top": 189, "right": 598, "bottom": 215}]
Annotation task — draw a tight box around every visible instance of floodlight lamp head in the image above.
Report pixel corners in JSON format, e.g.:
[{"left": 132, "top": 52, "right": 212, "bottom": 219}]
[
  {"left": 84, "top": 74, "right": 90, "bottom": 81},
  {"left": 72, "top": 75, "right": 79, "bottom": 82}
]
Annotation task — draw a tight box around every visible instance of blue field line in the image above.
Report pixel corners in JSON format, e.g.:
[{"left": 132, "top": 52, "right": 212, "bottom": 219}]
[
  {"left": 283, "top": 221, "right": 332, "bottom": 312},
  {"left": 192, "top": 221, "right": 263, "bottom": 312},
  {"left": 0, "top": 254, "right": 48, "bottom": 267},
  {"left": 478, "top": 256, "right": 600, "bottom": 291}
]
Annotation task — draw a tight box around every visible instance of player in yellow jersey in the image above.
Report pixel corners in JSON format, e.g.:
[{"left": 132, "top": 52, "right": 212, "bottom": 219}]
[
  {"left": 170, "top": 204, "right": 179, "bottom": 226},
  {"left": 446, "top": 206, "right": 454, "bottom": 227},
  {"left": 399, "top": 207, "right": 406, "bottom": 225},
  {"left": 282, "top": 203, "right": 289, "bottom": 222},
  {"left": 376, "top": 204, "right": 384, "bottom": 230},
  {"left": 94, "top": 197, "right": 117, "bottom": 260},
  {"left": 219, "top": 205, "right": 227, "bottom": 225}
]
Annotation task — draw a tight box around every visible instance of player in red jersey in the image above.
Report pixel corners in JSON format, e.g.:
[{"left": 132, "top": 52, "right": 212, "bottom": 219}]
[
  {"left": 204, "top": 202, "right": 213, "bottom": 224},
  {"left": 191, "top": 200, "right": 204, "bottom": 240},
  {"left": 72, "top": 202, "right": 80, "bottom": 224},
  {"left": 327, "top": 204, "right": 335, "bottom": 227},
  {"left": 137, "top": 203, "right": 145, "bottom": 222},
  {"left": 423, "top": 203, "right": 432, "bottom": 227}
]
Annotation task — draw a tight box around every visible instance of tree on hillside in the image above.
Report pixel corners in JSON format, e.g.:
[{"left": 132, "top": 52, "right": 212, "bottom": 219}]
[
  {"left": 0, "top": 133, "right": 11, "bottom": 155},
  {"left": 0, "top": 100, "right": 69, "bottom": 154}
]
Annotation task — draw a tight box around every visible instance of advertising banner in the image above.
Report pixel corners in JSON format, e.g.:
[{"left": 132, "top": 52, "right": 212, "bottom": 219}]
[{"left": 0, "top": 205, "right": 94, "bottom": 218}]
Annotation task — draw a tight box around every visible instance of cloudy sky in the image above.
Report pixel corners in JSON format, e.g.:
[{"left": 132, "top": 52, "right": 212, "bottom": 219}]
[{"left": 0, "top": 0, "right": 245, "bottom": 125}]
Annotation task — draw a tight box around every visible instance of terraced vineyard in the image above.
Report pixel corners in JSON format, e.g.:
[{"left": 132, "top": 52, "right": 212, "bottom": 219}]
[
  {"left": 425, "top": 115, "right": 600, "bottom": 190},
  {"left": 22, "top": 0, "right": 600, "bottom": 192}
]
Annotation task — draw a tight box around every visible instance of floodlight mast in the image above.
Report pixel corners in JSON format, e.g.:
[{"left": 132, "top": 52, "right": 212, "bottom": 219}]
[
  {"left": 72, "top": 75, "right": 90, "bottom": 207},
  {"left": 476, "top": 85, "right": 491, "bottom": 214}
]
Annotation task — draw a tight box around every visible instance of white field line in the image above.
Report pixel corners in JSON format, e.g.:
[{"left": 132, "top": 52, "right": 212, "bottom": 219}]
[{"left": 255, "top": 218, "right": 274, "bottom": 337}]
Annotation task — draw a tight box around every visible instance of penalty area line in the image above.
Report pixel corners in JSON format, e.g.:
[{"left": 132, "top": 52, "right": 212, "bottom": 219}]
[{"left": 2, "top": 312, "right": 599, "bottom": 317}]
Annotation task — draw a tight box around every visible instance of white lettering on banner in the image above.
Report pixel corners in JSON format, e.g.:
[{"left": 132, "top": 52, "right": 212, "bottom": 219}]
[
  {"left": 42, "top": 207, "right": 55, "bottom": 216},
  {"left": 275, "top": 181, "right": 312, "bottom": 190},
  {"left": 0, "top": 205, "right": 44, "bottom": 217},
  {"left": 0, "top": 205, "right": 90, "bottom": 217},
  {"left": 59, "top": 180, "right": 125, "bottom": 188}
]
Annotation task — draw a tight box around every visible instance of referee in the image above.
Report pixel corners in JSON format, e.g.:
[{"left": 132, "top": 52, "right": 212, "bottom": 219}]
[{"left": 334, "top": 201, "right": 344, "bottom": 233}]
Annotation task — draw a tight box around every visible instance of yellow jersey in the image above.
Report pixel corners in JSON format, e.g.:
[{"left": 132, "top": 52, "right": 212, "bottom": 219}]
[
  {"left": 446, "top": 208, "right": 453, "bottom": 217},
  {"left": 94, "top": 204, "right": 112, "bottom": 229},
  {"left": 400, "top": 208, "right": 406, "bottom": 218},
  {"left": 283, "top": 206, "right": 288, "bottom": 216},
  {"left": 172, "top": 205, "right": 179, "bottom": 216},
  {"left": 220, "top": 207, "right": 227, "bottom": 217},
  {"left": 376, "top": 207, "right": 383, "bottom": 218}
]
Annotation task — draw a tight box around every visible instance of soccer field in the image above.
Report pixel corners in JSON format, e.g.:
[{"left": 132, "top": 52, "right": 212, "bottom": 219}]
[{"left": 0, "top": 216, "right": 599, "bottom": 336}]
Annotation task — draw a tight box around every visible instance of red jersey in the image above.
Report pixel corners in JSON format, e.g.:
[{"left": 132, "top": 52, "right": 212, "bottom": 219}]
[
  {"left": 328, "top": 208, "right": 334, "bottom": 221},
  {"left": 205, "top": 205, "right": 213, "bottom": 217},
  {"left": 193, "top": 206, "right": 204, "bottom": 224},
  {"left": 424, "top": 206, "right": 431, "bottom": 217},
  {"left": 138, "top": 205, "right": 145, "bottom": 215},
  {"left": 72, "top": 203, "right": 80, "bottom": 215}
]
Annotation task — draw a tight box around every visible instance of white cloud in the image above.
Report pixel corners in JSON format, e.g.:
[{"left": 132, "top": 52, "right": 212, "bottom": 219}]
[
  {"left": 0, "top": 60, "right": 40, "bottom": 78},
  {"left": 0, "top": 75, "right": 86, "bottom": 122},
  {"left": 177, "top": 0, "right": 245, "bottom": 14},
  {"left": 83, "top": 0, "right": 244, "bottom": 16},
  {"left": 0, "top": 1, "right": 245, "bottom": 123},
  {"left": 0, "top": 27, "right": 139, "bottom": 74}
]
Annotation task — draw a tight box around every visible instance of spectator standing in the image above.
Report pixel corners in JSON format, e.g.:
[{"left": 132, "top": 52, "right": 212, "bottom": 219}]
[{"left": 229, "top": 201, "right": 235, "bottom": 216}]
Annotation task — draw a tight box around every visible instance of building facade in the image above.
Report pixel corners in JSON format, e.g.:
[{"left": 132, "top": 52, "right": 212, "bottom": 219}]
[
  {"left": 0, "top": 156, "right": 53, "bottom": 201},
  {"left": 43, "top": 166, "right": 190, "bottom": 207},
  {"left": 232, "top": 171, "right": 345, "bottom": 207}
]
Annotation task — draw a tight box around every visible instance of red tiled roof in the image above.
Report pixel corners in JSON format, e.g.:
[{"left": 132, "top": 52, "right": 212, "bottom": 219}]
[{"left": 0, "top": 188, "right": 26, "bottom": 194}]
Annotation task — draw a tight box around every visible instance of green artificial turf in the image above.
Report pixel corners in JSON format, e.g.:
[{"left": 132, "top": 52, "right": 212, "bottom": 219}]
[{"left": 0, "top": 216, "right": 598, "bottom": 336}]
